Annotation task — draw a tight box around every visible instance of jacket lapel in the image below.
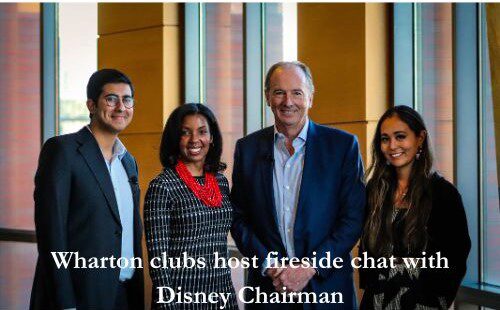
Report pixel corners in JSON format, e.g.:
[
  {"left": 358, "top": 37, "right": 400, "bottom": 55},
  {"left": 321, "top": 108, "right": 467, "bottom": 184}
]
[
  {"left": 294, "top": 121, "right": 318, "bottom": 253},
  {"left": 259, "top": 127, "right": 287, "bottom": 252},
  {"left": 76, "top": 128, "right": 122, "bottom": 226}
]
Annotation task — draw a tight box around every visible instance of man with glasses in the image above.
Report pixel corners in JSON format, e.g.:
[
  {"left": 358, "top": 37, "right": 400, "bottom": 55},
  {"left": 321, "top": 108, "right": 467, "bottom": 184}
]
[{"left": 30, "top": 69, "right": 144, "bottom": 310}]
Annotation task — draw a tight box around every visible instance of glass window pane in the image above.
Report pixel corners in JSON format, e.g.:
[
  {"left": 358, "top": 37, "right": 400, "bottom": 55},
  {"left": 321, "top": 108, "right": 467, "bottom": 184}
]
[
  {"left": 0, "top": 241, "right": 38, "bottom": 309},
  {"left": 264, "top": 3, "right": 297, "bottom": 127},
  {"left": 416, "top": 3, "right": 454, "bottom": 182},
  {"left": 204, "top": 5, "right": 245, "bottom": 306},
  {"left": 265, "top": 3, "right": 297, "bottom": 65},
  {"left": 0, "top": 3, "right": 41, "bottom": 230},
  {"left": 204, "top": 3, "right": 244, "bottom": 185},
  {"left": 58, "top": 3, "right": 97, "bottom": 135},
  {"left": 482, "top": 7, "right": 500, "bottom": 286}
]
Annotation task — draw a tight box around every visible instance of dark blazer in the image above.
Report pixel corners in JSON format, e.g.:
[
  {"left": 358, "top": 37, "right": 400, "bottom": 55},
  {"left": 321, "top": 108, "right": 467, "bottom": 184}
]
[
  {"left": 359, "top": 173, "right": 471, "bottom": 309},
  {"left": 231, "top": 121, "right": 366, "bottom": 309},
  {"left": 30, "top": 127, "right": 144, "bottom": 310}
]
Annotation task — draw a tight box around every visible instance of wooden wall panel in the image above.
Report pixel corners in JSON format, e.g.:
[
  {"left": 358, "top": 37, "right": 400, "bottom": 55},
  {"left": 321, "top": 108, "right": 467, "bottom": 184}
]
[
  {"left": 299, "top": 3, "right": 366, "bottom": 124},
  {"left": 98, "top": 3, "right": 164, "bottom": 35},
  {"left": 98, "top": 27, "right": 166, "bottom": 134},
  {"left": 486, "top": 4, "right": 500, "bottom": 185}
]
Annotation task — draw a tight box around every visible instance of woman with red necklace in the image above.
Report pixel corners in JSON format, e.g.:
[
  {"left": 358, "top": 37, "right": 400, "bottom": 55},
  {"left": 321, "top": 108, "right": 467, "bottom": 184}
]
[{"left": 144, "top": 103, "right": 237, "bottom": 309}]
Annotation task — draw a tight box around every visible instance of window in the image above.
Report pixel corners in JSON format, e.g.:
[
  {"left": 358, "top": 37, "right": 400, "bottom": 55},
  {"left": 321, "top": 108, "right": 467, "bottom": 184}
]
[
  {"left": 185, "top": 3, "right": 297, "bottom": 182},
  {"left": 415, "top": 3, "right": 454, "bottom": 182},
  {"left": 58, "top": 3, "right": 97, "bottom": 134},
  {"left": 394, "top": 4, "right": 455, "bottom": 182},
  {"left": 394, "top": 3, "right": 500, "bottom": 306},
  {"left": 0, "top": 242, "right": 38, "bottom": 309},
  {"left": 264, "top": 3, "right": 297, "bottom": 127},
  {"left": 204, "top": 3, "right": 244, "bottom": 184},
  {"left": 0, "top": 4, "right": 41, "bottom": 308},
  {"left": 0, "top": 3, "right": 41, "bottom": 231}
]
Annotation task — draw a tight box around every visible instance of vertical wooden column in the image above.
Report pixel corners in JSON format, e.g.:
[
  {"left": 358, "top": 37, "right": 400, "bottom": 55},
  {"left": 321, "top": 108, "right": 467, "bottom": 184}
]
[
  {"left": 297, "top": 3, "right": 390, "bottom": 301},
  {"left": 297, "top": 3, "right": 390, "bottom": 165},
  {"left": 98, "top": 4, "right": 182, "bottom": 307},
  {"left": 486, "top": 4, "right": 500, "bottom": 185}
]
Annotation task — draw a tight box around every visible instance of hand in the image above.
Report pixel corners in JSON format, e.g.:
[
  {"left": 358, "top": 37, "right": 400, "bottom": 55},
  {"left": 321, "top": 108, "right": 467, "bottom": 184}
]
[
  {"left": 274, "top": 265, "right": 316, "bottom": 293},
  {"left": 267, "top": 267, "right": 286, "bottom": 293},
  {"left": 266, "top": 267, "right": 285, "bottom": 280}
]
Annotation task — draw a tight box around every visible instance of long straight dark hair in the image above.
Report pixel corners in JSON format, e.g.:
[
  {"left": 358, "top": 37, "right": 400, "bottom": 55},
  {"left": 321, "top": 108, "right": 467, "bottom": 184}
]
[{"left": 363, "top": 106, "right": 434, "bottom": 257}]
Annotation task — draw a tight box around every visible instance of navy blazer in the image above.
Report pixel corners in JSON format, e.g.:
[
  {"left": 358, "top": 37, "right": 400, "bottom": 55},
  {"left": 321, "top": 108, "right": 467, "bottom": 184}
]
[
  {"left": 30, "top": 127, "right": 144, "bottom": 310},
  {"left": 231, "top": 121, "right": 366, "bottom": 309}
]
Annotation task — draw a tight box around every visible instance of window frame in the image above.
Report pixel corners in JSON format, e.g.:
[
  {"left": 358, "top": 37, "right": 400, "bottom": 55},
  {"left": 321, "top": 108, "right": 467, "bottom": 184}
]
[
  {"left": 42, "top": 3, "right": 58, "bottom": 142},
  {"left": 185, "top": 3, "right": 271, "bottom": 136},
  {"left": 0, "top": 3, "right": 57, "bottom": 244},
  {"left": 393, "top": 3, "right": 500, "bottom": 308}
]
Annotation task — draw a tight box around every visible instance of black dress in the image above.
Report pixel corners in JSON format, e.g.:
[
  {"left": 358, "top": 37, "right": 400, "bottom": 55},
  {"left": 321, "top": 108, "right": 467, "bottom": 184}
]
[
  {"left": 359, "top": 173, "right": 471, "bottom": 310},
  {"left": 144, "top": 167, "right": 238, "bottom": 310}
]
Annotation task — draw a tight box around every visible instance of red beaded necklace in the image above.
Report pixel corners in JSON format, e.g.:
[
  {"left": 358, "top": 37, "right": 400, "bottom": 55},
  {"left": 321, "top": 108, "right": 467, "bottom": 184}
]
[{"left": 175, "top": 160, "right": 222, "bottom": 208}]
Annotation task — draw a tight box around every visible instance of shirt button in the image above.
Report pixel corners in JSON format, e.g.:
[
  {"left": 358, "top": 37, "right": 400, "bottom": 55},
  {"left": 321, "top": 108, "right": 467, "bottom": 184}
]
[
  {"left": 286, "top": 164, "right": 290, "bottom": 168},
  {"left": 285, "top": 185, "right": 290, "bottom": 190},
  {"left": 287, "top": 229, "right": 291, "bottom": 233}
]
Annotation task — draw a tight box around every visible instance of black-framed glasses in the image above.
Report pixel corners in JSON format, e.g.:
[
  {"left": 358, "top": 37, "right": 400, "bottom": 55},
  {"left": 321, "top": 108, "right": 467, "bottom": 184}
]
[{"left": 103, "top": 94, "right": 135, "bottom": 109}]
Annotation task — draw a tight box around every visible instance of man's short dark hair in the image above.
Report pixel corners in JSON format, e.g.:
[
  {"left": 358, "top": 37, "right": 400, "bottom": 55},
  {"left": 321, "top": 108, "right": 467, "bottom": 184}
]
[
  {"left": 160, "top": 103, "right": 226, "bottom": 174},
  {"left": 86, "top": 68, "right": 134, "bottom": 103}
]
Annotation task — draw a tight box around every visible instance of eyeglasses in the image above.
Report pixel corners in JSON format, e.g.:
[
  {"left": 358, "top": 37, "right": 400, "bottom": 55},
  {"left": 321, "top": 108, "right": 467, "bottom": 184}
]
[{"left": 103, "top": 94, "right": 135, "bottom": 109}]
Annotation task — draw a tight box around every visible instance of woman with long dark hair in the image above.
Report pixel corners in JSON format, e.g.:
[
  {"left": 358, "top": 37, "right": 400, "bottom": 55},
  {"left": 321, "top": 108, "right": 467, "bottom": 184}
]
[
  {"left": 144, "top": 103, "right": 237, "bottom": 309},
  {"left": 359, "top": 106, "right": 471, "bottom": 309}
]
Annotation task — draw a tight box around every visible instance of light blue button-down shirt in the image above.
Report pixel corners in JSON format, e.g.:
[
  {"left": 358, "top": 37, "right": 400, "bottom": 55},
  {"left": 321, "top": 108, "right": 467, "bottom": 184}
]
[
  {"left": 87, "top": 127, "right": 135, "bottom": 281},
  {"left": 272, "top": 120, "right": 308, "bottom": 258}
]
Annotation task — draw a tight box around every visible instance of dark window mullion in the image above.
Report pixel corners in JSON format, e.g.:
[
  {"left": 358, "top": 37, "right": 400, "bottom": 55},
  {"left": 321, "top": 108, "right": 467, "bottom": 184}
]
[
  {"left": 0, "top": 228, "right": 36, "bottom": 243},
  {"left": 454, "top": 2, "right": 480, "bottom": 285},
  {"left": 41, "top": 3, "right": 57, "bottom": 141}
]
